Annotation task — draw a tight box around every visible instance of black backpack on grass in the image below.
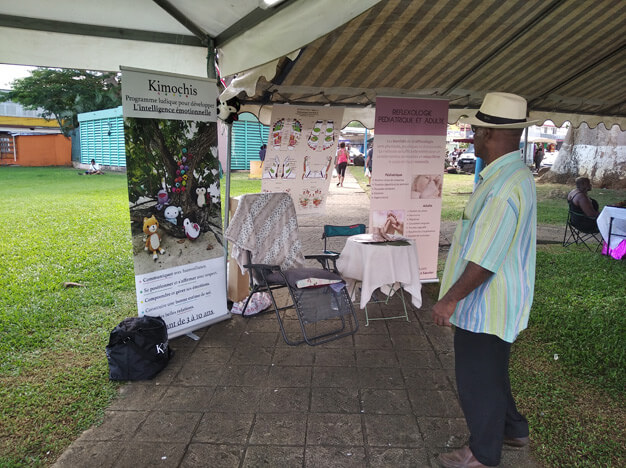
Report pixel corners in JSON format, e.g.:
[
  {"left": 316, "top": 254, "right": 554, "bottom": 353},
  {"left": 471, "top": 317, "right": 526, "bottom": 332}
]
[{"left": 106, "top": 315, "right": 173, "bottom": 381}]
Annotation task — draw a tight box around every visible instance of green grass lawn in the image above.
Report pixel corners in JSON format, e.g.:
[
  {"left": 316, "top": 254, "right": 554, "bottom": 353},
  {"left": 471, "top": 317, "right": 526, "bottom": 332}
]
[
  {"left": 219, "top": 171, "right": 261, "bottom": 221},
  {"left": 511, "top": 245, "right": 625, "bottom": 467},
  {"left": 1, "top": 166, "right": 624, "bottom": 467},
  {"left": 0, "top": 167, "right": 135, "bottom": 466}
]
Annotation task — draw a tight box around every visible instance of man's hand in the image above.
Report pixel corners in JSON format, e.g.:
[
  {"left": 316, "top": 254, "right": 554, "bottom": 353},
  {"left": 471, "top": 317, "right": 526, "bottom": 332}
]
[
  {"left": 432, "top": 261, "right": 494, "bottom": 327},
  {"left": 432, "top": 298, "right": 456, "bottom": 327}
]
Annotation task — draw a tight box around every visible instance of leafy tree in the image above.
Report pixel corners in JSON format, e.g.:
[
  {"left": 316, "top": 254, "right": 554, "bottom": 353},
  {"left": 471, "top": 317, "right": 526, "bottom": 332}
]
[
  {"left": 0, "top": 68, "right": 120, "bottom": 136},
  {"left": 125, "top": 118, "right": 222, "bottom": 238}
]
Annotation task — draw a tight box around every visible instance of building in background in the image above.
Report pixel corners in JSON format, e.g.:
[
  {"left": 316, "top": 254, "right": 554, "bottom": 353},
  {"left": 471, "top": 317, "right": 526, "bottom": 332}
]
[
  {"left": 0, "top": 93, "right": 69, "bottom": 166},
  {"left": 230, "top": 112, "right": 269, "bottom": 170}
]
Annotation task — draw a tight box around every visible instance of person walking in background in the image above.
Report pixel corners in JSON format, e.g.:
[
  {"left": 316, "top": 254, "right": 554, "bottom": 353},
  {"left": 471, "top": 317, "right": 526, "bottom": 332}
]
[
  {"left": 533, "top": 143, "right": 544, "bottom": 171},
  {"left": 259, "top": 144, "right": 267, "bottom": 166},
  {"left": 335, "top": 142, "right": 349, "bottom": 187},
  {"left": 433, "top": 92, "right": 539, "bottom": 468},
  {"left": 365, "top": 145, "right": 373, "bottom": 186}
]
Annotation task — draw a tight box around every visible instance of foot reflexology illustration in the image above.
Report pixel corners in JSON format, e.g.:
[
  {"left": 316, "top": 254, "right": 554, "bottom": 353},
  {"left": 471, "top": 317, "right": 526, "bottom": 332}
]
[{"left": 262, "top": 109, "right": 342, "bottom": 212}]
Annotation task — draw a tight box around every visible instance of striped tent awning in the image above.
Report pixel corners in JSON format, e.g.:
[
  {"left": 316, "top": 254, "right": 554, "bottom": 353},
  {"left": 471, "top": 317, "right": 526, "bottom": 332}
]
[{"left": 228, "top": 0, "right": 626, "bottom": 129}]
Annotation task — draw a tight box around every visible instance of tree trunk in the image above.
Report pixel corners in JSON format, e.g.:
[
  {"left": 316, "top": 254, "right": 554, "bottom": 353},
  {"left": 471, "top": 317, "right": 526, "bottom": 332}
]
[{"left": 539, "top": 124, "right": 626, "bottom": 189}]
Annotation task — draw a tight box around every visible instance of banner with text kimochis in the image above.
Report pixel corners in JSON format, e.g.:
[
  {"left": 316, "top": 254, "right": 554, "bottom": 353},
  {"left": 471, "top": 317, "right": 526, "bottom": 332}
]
[
  {"left": 261, "top": 104, "right": 344, "bottom": 215},
  {"left": 371, "top": 97, "right": 448, "bottom": 282},
  {"left": 121, "top": 66, "right": 229, "bottom": 338}
]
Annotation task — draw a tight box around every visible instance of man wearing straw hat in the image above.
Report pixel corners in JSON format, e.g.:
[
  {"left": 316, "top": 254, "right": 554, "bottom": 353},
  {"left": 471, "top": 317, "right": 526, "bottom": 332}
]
[{"left": 433, "top": 92, "right": 539, "bottom": 467}]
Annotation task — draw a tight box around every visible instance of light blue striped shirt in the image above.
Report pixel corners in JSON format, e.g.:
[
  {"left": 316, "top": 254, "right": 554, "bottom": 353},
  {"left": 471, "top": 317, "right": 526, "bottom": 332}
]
[{"left": 439, "top": 151, "right": 536, "bottom": 343}]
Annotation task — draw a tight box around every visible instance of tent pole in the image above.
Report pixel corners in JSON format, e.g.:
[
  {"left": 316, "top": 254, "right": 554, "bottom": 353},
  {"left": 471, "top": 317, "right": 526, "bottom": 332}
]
[
  {"left": 207, "top": 37, "right": 216, "bottom": 80},
  {"left": 223, "top": 122, "right": 232, "bottom": 292},
  {"left": 523, "top": 127, "right": 530, "bottom": 166},
  {"left": 473, "top": 157, "right": 483, "bottom": 191},
  {"left": 363, "top": 128, "right": 368, "bottom": 169}
]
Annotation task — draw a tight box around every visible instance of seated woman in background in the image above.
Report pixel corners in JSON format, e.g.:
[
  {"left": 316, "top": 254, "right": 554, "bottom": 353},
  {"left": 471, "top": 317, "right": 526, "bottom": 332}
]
[
  {"left": 567, "top": 177, "right": 601, "bottom": 234},
  {"left": 567, "top": 177, "right": 600, "bottom": 218}
]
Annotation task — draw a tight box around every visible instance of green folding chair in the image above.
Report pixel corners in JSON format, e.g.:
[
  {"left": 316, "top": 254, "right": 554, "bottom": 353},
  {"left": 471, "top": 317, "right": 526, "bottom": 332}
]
[{"left": 317, "top": 224, "right": 366, "bottom": 272}]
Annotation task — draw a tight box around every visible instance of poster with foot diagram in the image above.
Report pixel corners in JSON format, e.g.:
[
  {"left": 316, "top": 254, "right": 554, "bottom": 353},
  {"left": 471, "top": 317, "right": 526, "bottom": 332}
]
[{"left": 262, "top": 104, "right": 344, "bottom": 215}]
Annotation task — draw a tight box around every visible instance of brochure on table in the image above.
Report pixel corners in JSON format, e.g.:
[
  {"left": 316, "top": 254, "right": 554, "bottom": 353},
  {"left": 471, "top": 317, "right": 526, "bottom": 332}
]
[
  {"left": 371, "top": 96, "right": 448, "bottom": 282},
  {"left": 261, "top": 104, "right": 344, "bottom": 215},
  {"left": 121, "top": 66, "right": 229, "bottom": 338}
]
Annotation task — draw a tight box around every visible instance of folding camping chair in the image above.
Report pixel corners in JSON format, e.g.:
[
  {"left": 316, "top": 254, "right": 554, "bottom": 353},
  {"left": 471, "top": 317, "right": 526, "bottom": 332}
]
[
  {"left": 562, "top": 205, "right": 602, "bottom": 252},
  {"left": 312, "top": 224, "right": 366, "bottom": 272},
  {"left": 225, "top": 193, "right": 359, "bottom": 346}
]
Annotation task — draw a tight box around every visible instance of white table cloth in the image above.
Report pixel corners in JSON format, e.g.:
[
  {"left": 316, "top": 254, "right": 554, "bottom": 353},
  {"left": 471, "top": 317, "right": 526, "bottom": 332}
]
[
  {"left": 597, "top": 206, "right": 626, "bottom": 250},
  {"left": 336, "top": 234, "right": 422, "bottom": 309}
]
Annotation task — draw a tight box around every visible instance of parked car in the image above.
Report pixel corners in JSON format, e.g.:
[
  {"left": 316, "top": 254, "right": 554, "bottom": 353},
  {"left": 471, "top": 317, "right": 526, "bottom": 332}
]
[
  {"left": 348, "top": 147, "right": 363, "bottom": 164},
  {"left": 457, "top": 151, "right": 476, "bottom": 173}
]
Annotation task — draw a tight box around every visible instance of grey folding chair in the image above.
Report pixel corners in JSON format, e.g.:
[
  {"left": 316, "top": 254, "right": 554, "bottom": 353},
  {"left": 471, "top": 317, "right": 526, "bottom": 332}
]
[{"left": 226, "top": 193, "right": 359, "bottom": 345}]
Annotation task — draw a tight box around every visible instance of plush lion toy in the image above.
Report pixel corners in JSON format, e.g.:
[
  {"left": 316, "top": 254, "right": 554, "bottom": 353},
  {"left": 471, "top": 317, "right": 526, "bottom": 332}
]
[{"left": 143, "top": 215, "right": 165, "bottom": 261}]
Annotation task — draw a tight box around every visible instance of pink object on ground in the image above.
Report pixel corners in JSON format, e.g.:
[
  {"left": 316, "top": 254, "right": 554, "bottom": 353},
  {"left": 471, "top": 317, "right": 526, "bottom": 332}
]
[{"left": 602, "top": 240, "right": 626, "bottom": 260}]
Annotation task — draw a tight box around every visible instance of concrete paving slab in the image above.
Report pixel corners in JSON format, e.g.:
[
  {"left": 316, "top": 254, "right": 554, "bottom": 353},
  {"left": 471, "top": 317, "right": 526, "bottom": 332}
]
[
  {"left": 242, "top": 445, "right": 304, "bottom": 467},
  {"left": 181, "top": 443, "right": 244, "bottom": 467},
  {"left": 116, "top": 442, "right": 188, "bottom": 468},
  {"left": 305, "top": 446, "right": 368, "bottom": 467},
  {"left": 192, "top": 413, "right": 254, "bottom": 444},
  {"left": 306, "top": 413, "right": 364, "bottom": 446}
]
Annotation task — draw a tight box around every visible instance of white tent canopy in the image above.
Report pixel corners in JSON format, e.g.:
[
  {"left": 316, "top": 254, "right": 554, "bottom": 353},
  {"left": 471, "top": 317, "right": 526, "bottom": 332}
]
[{"left": 0, "top": 0, "right": 377, "bottom": 78}]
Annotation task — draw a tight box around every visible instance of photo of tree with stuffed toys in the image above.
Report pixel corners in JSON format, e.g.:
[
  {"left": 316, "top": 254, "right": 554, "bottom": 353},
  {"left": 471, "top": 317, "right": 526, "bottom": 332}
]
[{"left": 124, "top": 118, "right": 223, "bottom": 271}]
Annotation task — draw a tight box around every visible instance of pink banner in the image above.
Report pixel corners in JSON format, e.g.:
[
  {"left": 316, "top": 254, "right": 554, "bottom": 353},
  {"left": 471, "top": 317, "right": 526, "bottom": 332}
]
[
  {"left": 375, "top": 97, "right": 448, "bottom": 136},
  {"left": 370, "top": 97, "right": 448, "bottom": 281}
]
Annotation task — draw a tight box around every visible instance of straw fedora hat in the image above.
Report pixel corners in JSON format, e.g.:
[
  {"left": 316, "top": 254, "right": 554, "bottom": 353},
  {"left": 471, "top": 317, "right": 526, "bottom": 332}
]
[{"left": 463, "top": 92, "right": 540, "bottom": 128}]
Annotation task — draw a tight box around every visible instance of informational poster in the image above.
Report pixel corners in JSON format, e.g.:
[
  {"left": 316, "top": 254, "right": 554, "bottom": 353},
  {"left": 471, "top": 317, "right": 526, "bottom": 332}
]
[
  {"left": 371, "top": 97, "right": 448, "bottom": 281},
  {"left": 261, "top": 104, "right": 344, "bottom": 214},
  {"left": 121, "top": 66, "right": 229, "bottom": 338}
]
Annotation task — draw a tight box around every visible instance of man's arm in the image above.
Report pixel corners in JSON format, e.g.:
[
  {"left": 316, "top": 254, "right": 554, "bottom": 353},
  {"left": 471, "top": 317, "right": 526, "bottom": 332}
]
[{"left": 432, "top": 261, "right": 493, "bottom": 327}]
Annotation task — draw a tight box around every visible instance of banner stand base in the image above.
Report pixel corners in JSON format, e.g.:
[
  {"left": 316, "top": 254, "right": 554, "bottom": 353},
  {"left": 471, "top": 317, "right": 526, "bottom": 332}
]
[{"left": 186, "top": 332, "right": 200, "bottom": 341}]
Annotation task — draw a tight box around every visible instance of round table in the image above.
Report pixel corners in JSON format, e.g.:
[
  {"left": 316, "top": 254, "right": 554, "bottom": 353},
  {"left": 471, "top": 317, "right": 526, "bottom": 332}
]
[{"left": 336, "top": 234, "right": 422, "bottom": 310}]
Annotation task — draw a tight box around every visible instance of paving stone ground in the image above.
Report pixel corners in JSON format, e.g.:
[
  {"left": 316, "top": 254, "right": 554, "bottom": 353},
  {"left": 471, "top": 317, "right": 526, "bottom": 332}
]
[{"left": 54, "top": 171, "right": 553, "bottom": 467}]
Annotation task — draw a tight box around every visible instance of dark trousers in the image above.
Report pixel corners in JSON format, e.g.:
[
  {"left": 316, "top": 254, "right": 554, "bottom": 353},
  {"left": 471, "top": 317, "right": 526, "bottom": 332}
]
[
  {"left": 454, "top": 327, "right": 529, "bottom": 466},
  {"left": 337, "top": 162, "right": 348, "bottom": 177}
]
